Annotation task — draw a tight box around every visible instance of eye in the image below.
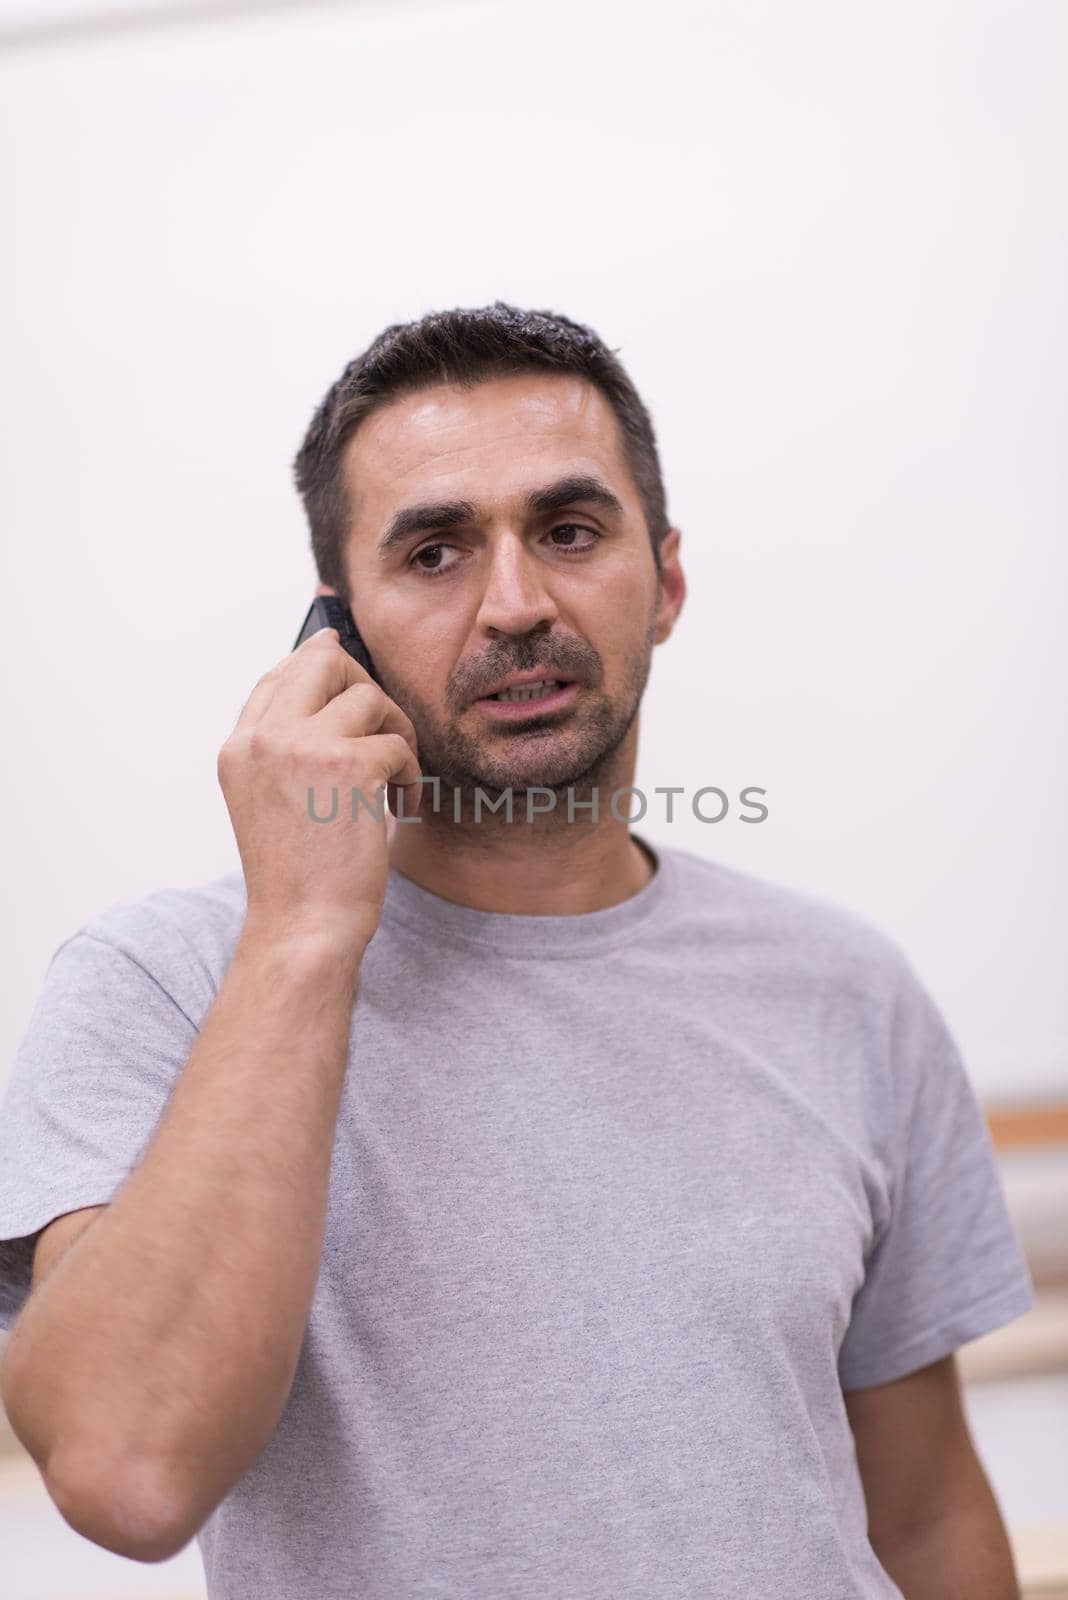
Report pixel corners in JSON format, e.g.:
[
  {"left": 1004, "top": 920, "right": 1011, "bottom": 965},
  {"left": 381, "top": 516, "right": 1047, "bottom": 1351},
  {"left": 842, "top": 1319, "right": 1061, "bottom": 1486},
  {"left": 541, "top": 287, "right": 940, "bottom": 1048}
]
[
  {"left": 547, "top": 523, "right": 601, "bottom": 553},
  {"left": 409, "top": 542, "right": 457, "bottom": 577},
  {"left": 406, "top": 524, "right": 601, "bottom": 579}
]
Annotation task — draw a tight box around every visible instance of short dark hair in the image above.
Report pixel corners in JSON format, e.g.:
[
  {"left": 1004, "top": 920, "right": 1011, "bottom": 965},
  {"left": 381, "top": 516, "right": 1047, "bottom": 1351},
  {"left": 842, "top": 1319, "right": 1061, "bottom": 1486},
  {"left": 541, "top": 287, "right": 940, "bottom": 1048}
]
[{"left": 292, "top": 300, "right": 670, "bottom": 606}]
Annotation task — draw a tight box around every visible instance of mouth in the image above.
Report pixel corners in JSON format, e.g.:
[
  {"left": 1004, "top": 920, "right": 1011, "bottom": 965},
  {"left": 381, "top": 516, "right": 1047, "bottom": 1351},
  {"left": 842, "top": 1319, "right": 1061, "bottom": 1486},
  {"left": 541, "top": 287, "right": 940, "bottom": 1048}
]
[{"left": 473, "top": 678, "right": 581, "bottom": 721}]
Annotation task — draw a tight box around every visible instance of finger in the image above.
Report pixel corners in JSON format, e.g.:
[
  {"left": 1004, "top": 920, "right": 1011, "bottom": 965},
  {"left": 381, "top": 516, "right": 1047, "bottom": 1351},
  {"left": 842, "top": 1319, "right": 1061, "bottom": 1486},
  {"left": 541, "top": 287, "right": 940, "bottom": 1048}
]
[
  {"left": 233, "top": 664, "right": 286, "bottom": 734},
  {"left": 259, "top": 630, "right": 370, "bottom": 725},
  {"left": 232, "top": 628, "right": 339, "bottom": 735},
  {"left": 317, "top": 685, "right": 425, "bottom": 819},
  {"left": 312, "top": 679, "right": 419, "bottom": 757},
  {"left": 386, "top": 773, "right": 425, "bottom": 822},
  {"left": 345, "top": 732, "right": 424, "bottom": 800}
]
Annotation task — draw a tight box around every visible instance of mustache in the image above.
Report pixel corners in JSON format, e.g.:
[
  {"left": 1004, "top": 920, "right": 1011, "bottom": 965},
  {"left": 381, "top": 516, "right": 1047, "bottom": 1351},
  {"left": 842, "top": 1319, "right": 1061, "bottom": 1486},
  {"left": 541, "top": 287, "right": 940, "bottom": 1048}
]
[{"left": 458, "top": 647, "right": 600, "bottom": 702}]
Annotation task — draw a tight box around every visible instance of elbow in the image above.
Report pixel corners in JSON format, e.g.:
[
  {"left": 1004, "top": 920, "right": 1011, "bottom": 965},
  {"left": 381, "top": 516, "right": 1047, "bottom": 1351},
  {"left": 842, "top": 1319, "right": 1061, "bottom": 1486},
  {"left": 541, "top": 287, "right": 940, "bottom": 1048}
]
[{"left": 45, "top": 1445, "right": 199, "bottom": 1564}]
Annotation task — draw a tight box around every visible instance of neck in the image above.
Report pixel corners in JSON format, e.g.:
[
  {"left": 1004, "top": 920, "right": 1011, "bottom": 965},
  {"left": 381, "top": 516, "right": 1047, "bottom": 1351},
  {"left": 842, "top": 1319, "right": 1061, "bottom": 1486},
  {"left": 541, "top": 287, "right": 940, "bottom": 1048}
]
[{"left": 386, "top": 732, "right": 655, "bottom": 916}]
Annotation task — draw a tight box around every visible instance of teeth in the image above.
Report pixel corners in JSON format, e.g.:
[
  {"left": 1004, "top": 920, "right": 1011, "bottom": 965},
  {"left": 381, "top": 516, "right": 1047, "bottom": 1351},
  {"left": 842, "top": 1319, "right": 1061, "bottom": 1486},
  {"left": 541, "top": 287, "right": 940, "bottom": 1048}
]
[{"left": 493, "top": 680, "right": 561, "bottom": 702}]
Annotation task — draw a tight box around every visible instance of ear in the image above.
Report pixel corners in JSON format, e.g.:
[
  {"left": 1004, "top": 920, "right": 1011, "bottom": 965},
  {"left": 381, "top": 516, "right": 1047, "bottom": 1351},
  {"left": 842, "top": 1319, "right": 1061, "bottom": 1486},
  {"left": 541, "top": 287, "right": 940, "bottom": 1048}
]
[
  {"left": 653, "top": 528, "right": 686, "bottom": 645},
  {"left": 314, "top": 582, "right": 338, "bottom": 598}
]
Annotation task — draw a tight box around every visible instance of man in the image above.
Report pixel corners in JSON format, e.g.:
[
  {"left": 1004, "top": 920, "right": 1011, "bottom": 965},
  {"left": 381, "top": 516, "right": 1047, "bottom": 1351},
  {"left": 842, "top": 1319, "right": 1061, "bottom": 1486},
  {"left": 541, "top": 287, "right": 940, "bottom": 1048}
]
[{"left": 0, "top": 302, "right": 1033, "bottom": 1599}]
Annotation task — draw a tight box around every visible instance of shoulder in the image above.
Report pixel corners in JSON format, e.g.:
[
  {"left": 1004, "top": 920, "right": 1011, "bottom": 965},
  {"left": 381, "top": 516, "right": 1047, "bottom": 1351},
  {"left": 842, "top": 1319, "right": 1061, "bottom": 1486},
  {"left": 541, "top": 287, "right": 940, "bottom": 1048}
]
[
  {"left": 61, "top": 869, "right": 248, "bottom": 1014},
  {"left": 659, "top": 845, "right": 908, "bottom": 1004}
]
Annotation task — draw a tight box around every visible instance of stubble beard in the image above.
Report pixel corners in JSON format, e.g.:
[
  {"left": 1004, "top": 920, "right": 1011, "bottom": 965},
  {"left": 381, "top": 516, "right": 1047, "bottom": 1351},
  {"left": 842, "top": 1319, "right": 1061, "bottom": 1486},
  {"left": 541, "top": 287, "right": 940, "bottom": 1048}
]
[{"left": 387, "top": 615, "right": 657, "bottom": 808}]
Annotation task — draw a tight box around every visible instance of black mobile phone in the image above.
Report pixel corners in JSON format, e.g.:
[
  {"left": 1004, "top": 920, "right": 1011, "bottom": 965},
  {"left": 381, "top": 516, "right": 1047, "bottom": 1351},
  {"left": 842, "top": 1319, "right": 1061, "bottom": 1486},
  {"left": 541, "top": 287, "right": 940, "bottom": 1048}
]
[{"left": 293, "top": 596, "right": 378, "bottom": 683}]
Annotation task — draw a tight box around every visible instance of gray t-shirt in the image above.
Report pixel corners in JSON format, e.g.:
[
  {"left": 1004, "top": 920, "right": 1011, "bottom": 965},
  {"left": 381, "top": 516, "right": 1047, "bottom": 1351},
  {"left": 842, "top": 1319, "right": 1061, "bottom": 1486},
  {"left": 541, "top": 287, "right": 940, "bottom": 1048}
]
[{"left": 0, "top": 838, "right": 1034, "bottom": 1599}]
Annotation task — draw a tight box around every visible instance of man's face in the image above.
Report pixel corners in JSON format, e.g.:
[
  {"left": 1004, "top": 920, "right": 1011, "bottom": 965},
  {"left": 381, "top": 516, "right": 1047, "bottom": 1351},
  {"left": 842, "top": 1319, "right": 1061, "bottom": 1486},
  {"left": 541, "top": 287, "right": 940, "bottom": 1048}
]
[{"left": 335, "top": 372, "right": 683, "bottom": 797}]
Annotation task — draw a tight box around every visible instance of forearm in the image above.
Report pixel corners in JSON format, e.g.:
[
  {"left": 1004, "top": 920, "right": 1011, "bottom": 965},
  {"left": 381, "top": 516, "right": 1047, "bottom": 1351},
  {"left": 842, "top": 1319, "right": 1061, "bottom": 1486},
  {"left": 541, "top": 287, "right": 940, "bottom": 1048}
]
[
  {"left": 1, "top": 920, "right": 361, "bottom": 1550},
  {"left": 872, "top": 1490, "right": 1021, "bottom": 1600}
]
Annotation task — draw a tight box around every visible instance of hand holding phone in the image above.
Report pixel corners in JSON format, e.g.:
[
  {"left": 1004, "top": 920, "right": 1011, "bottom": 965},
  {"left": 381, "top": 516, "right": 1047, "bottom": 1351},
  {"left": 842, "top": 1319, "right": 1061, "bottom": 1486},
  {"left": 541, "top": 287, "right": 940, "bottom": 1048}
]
[
  {"left": 217, "top": 619, "right": 420, "bottom": 957},
  {"left": 293, "top": 597, "right": 377, "bottom": 683}
]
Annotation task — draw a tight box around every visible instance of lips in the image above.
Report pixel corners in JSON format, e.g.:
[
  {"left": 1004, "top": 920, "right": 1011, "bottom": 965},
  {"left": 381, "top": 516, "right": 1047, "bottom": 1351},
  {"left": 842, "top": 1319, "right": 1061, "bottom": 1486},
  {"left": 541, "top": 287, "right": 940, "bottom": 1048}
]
[
  {"left": 476, "top": 671, "right": 576, "bottom": 701},
  {"left": 473, "top": 680, "right": 582, "bottom": 720}
]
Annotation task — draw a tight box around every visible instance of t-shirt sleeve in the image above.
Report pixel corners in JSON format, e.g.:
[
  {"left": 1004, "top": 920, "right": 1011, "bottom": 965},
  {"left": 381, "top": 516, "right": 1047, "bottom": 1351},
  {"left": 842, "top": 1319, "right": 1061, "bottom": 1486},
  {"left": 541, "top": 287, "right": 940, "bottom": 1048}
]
[
  {"left": 0, "top": 921, "right": 203, "bottom": 1332},
  {"left": 837, "top": 953, "right": 1035, "bottom": 1391}
]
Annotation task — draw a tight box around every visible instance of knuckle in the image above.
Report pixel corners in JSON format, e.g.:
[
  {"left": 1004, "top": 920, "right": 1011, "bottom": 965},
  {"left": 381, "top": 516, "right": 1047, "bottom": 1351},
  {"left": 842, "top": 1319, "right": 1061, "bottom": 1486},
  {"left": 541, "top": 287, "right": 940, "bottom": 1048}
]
[
  {"left": 287, "top": 731, "right": 350, "bottom": 777},
  {"left": 246, "top": 725, "right": 281, "bottom": 762},
  {"left": 352, "top": 741, "right": 391, "bottom": 784},
  {"left": 352, "top": 680, "right": 386, "bottom": 715},
  {"left": 217, "top": 731, "right": 248, "bottom": 771},
  {"left": 313, "top": 743, "right": 350, "bottom": 779},
  {"left": 388, "top": 732, "right": 416, "bottom": 768}
]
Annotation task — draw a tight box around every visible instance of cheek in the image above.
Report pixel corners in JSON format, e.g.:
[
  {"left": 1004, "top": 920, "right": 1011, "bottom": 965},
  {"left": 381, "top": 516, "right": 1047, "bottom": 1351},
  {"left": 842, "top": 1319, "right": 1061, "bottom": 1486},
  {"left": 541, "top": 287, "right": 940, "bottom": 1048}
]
[
  {"left": 374, "top": 611, "right": 462, "bottom": 703},
  {"left": 591, "top": 593, "right": 657, "bottom": 669}
]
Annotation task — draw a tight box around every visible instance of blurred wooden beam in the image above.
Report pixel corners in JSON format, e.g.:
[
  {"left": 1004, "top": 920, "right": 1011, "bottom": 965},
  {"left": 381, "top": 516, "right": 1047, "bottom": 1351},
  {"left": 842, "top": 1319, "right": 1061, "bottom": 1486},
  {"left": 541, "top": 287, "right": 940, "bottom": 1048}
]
[{"left": 986, "top": 1103, "right": 1068, "bottom": 1151}]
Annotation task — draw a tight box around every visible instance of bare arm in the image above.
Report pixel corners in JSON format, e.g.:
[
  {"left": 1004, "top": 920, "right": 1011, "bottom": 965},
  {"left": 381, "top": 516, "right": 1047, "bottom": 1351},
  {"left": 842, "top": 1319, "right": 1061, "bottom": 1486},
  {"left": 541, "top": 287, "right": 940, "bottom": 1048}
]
[
  {"left": 871, "top": 1495, "right": 1021, "bottom": 1600},
  {"left": 845, "top": 1354, "right": 1021, "bottom": 1599},
  {"left": 2, "top": 926, "right": 364, "bottom": 1561},
  {"left": 0, "top": 626, "right": 423, "bottom": 1563}
]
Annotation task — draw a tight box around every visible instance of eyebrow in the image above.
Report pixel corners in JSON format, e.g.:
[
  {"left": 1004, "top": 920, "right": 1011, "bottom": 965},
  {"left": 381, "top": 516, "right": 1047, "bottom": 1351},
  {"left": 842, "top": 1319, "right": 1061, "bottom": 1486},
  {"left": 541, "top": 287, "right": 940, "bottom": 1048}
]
[{"left": 375, "top": 473, "right": 626, "bottom": 560}]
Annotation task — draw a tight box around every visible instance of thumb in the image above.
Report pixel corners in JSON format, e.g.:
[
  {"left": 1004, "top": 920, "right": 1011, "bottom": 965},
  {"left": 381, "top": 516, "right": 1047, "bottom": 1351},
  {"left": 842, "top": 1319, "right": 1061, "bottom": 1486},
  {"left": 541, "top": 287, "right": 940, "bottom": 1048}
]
[{"left": 387, "top": 774, "right": 425, "bottom": 824}]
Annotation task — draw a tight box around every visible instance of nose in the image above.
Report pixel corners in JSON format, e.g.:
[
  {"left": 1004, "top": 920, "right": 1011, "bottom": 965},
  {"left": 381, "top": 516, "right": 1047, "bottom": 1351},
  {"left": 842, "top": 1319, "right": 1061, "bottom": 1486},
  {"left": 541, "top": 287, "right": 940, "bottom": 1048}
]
[{"left": 473, "top": 529, "right": 561, "bottom": 641}]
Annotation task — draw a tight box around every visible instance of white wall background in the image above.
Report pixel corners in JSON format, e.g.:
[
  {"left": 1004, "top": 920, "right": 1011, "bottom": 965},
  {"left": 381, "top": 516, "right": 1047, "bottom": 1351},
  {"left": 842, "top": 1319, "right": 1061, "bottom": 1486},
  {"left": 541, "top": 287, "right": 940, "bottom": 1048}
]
[{"left": 0, "top": 0, "right": 1064, "bottom": 1101}]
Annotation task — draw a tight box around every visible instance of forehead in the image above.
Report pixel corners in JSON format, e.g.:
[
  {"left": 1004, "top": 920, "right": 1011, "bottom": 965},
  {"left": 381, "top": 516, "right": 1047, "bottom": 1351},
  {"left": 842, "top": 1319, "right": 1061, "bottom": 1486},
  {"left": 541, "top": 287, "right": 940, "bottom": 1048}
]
[{"left": 341, "top": 373, "right": 637, "bottom": 528}]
